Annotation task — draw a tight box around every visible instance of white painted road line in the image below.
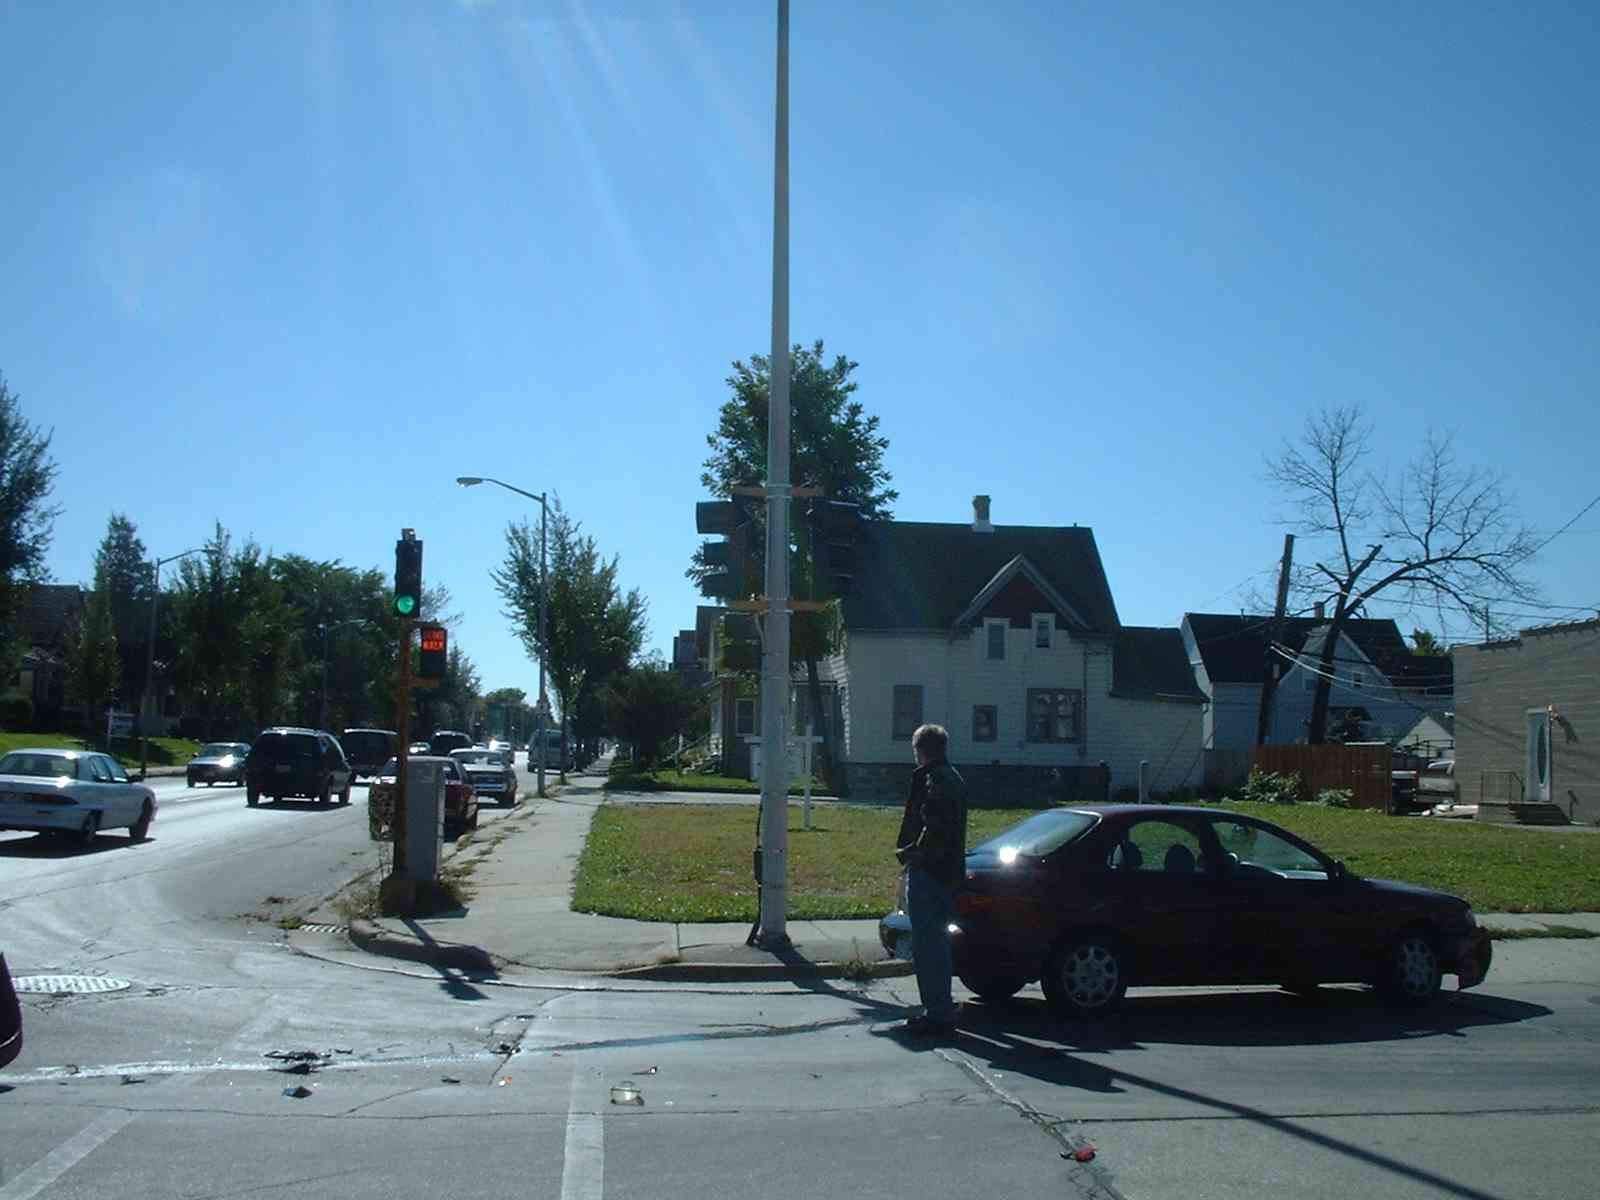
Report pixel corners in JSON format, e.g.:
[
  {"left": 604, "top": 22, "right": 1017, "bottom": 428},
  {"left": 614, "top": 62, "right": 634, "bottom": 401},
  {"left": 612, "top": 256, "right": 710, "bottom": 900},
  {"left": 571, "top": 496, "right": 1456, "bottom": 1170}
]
[
  {"left": 0, "top": 1110, "right": 138, "bottom": 1200},
  {"left": 561, "top": 1062, "right": 605, "bottom": 1200}
]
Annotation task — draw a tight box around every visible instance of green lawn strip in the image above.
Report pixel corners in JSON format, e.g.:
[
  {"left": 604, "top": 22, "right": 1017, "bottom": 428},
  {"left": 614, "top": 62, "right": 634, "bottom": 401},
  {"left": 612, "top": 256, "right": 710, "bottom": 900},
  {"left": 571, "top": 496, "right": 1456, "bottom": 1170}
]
[
  {"left": 571, "top": 804, "right": 1024, "bottom": 922},
  {"left": 0, "top": 731, "right": 200, "bottom": 768},
  {"left": 603, "top": 767, "right": 837, "bottom": 797},
  {"left": 572, "top": 799, "right": 1600, "bottom": 922},
  {"left": 1210, "top": 801, "right": 1600, "bottom": 913}
]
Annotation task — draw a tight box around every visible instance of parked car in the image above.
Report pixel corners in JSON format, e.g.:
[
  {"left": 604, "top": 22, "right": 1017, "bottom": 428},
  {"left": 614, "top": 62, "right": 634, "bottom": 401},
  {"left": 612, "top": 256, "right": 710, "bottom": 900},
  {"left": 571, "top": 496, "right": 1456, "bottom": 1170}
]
[
  {"left": 186, "top": 741, "right": 250, "bottom": 788},
  {"left": 1, "top": 952, "right": 21, "bottom": 1068},
  {"left": 451, "top": 747, "right": 518, "bottom": 807},
  {"left": 879, "top": 804, "right": 1491, "bottom": 1016},
  {"left": 0, "top": 748, "right": 158, "bottom": 847},
  {"left": 427, "top": 730, "right": 474, "bottom": 757},
  {"left": 408, "top": 741, "right": 431, "bottom": 755},
  {"left": 340, "top": 728, "right": 399, "bottom": 780},
  {"left": 245, "top": 728, "right": 352, "bottom": 807},
  {"left": 527, "top": 729, "right": 573, "bottom": 772},
  {"left": 367, "top": 755, "right": 478, "bottom": 838}
]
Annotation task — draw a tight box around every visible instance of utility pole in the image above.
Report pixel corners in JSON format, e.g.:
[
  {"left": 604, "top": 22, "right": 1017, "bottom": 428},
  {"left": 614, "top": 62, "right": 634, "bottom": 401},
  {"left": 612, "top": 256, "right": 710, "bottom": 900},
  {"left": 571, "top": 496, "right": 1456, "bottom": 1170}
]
[
  {"left": 756, "top": 0, "right": 792, "bottom": 950},
  {"left": 1255, "top": 534, "right": 1295, "bottom": 747}
]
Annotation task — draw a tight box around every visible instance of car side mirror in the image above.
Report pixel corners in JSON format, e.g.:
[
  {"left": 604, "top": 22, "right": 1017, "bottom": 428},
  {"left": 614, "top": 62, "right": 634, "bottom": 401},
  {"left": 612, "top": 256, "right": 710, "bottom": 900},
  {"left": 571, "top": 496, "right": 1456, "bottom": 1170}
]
[{"left": 1330, "top": 860, "right": 1347, "bottom": 884}]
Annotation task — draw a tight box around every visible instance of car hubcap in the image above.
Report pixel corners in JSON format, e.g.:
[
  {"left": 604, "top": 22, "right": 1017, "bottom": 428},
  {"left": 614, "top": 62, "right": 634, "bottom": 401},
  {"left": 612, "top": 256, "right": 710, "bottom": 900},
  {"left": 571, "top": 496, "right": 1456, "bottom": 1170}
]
[
  {"left": 1397, "top": 937, "right": 1437, "bottom": 996},
  {"left": 1063, "top": 944, "right": 1119, "bottom": 1008}
]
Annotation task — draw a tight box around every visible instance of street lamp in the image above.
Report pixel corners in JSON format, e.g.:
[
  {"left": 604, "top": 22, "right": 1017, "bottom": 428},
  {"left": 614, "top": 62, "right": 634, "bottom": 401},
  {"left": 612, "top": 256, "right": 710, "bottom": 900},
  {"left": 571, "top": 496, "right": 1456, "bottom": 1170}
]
[
  {"left": 457, "top": 476, "right": 549, "bottom": 798},
  {"left": 319, "top": 618, "right": 372, "bottom": 732},
  {"left": 140, "top": 547, "right": 203, "bottom": 780}
]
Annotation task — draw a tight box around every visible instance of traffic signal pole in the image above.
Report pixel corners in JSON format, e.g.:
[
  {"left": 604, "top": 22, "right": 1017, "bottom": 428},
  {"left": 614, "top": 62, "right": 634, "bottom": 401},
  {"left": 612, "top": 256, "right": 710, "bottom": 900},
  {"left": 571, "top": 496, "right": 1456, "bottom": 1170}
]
[{"left": 756, "top": 0, "right": 792, "bottom": 950}]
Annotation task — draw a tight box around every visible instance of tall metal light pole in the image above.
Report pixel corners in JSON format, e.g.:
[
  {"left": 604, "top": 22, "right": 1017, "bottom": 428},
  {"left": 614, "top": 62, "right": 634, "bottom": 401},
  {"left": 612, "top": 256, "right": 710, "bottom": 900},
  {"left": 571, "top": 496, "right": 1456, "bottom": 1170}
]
[
  {"left": 456, "top": 476, "right": 549, "bottom": 798},
  {"left": 319, "top": 618, "right": 372, "bottom": 732},
  {"left": 757, "top": 0, "right": 793, "bottom": 949},
  {"left": 140, "top": 547, "right": 201, "bottom": 780}
]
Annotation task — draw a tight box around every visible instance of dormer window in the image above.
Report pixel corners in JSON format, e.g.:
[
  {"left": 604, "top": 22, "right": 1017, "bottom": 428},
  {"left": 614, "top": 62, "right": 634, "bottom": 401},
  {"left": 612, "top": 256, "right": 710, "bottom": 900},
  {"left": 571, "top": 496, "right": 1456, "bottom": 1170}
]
[{"left": 1034, "top": 615, "right": 1053, "bottom": 649}]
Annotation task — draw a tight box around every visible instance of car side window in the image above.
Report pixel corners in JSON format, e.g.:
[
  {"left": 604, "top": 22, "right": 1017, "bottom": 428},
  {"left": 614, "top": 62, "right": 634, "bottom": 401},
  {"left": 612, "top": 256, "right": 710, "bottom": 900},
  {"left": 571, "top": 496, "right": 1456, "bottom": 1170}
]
[
  {"left": 105, "top": 758, "right": 131, "bottom": 783},
  {"left": 87, "top": 756, "right": 114, "bottom": 783},
  {"left": 1108, "top": 819, "right": 1206, "bottom": 874},
  {"left": 1211, "top": 820, "right": 1329, "bottom": 881}
]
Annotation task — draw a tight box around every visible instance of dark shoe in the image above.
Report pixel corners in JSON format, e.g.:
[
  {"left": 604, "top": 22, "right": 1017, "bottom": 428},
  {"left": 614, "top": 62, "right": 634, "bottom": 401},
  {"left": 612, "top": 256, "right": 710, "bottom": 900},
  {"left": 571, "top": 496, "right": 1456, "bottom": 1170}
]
[{"left": 899, "top": 1014, "right": 957, "bottom": 1038}]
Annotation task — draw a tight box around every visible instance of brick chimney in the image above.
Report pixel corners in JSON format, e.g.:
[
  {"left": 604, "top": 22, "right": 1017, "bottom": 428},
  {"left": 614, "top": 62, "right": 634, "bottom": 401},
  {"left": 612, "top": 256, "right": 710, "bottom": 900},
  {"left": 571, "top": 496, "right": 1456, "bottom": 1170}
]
[
  {"left": 1314, "top": 601, "right": 1325, "bottom": 621},
  {"left": 972, "top": 494, "right": 993, "bottom": 533}
]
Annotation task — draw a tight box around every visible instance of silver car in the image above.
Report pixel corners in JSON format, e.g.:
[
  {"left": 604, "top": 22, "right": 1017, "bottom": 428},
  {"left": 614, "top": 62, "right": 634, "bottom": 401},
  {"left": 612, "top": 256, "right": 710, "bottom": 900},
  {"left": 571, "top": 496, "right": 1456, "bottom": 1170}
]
[{"left": 0, "top": 748, "right": 158, "bottom": 847}]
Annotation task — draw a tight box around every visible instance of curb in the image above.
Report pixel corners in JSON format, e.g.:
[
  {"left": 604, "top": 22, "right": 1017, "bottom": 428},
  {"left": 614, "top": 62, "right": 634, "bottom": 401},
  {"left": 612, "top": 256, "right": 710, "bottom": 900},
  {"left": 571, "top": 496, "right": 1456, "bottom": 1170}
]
[
  {"left": 347, "top": 919, "right": 498, "bottom": 974},
  {"left": 608, "top": 958, "right": 915, "bottom": 983}
]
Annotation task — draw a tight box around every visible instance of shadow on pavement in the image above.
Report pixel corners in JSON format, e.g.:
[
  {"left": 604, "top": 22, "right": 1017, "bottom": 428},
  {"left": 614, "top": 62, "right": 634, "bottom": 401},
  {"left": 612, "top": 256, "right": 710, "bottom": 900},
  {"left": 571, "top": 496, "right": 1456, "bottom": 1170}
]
[
  {"left": 399, "top": 918, "right": 496, "bottom": 999},
  {"left": 0, "top": 833, "right": 137, "bottom": 858}
]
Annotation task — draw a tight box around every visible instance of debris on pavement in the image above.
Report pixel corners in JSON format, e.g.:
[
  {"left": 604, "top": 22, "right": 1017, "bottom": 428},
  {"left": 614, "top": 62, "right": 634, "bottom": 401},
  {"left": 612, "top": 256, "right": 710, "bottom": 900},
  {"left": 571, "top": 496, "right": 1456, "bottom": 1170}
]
[
  {"left": 635, "top": 1065, "right": 658, "bottom": 1075},
  {"left": 496, "top": 1077, "right": 511, "bottom": 1086},
  {"left": 441, "top": 1077, "right": 461, "bottom": 1085},
  {"left": 610, "top": 1080, "right": 644, "bottom": 1105},
  {"left": 282, "top": 1085, "right": 313, "bottom": 1099},
  {"left": 1064, "top": 1146, "right": 1096, "bottom": 1163}
]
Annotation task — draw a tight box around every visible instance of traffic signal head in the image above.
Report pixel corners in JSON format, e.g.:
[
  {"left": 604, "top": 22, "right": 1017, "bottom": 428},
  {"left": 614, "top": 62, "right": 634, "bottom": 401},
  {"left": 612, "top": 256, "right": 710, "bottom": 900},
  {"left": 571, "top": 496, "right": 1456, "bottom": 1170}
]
[
  {"left": 806, "top": 500, "right": 863, "bottom": 598},
  {"left": 695, "top": 498, "right": 756, "bottom": 602},
  {"left": 394, "top": 533, "right": 423, "bottom": 617},
  {"left": 418, "top": 624, "right": 447, "bottom": 678}
]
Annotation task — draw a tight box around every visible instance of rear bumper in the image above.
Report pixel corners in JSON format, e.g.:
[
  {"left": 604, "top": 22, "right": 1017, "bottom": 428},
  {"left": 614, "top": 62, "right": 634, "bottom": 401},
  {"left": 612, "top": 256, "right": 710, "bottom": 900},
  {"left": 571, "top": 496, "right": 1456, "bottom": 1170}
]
[{"left": 0, "top": 805, "right": 85, "bottom": 834}]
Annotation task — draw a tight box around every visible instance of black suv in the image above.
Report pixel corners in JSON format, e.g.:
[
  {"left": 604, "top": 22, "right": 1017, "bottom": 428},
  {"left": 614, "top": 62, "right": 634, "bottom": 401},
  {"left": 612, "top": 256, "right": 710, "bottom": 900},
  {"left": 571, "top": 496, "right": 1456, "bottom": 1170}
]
[
  {"left": 340, "top": 728, "right": 398, "bottom": 780},
  {"left": 426, "top": 729, "right": 474, "bottom": 756},
  {"left": 246, "top": 728, "right": 353, "bottom": 807}
]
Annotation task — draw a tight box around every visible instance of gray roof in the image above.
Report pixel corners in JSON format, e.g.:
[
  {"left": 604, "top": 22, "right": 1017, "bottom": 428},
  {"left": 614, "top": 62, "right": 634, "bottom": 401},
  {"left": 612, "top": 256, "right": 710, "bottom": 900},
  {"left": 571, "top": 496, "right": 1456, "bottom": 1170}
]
[
  {"left": 841, "top": 522, "right": 1120, "bottom": 634},
  {"left": 1112, "top": 627, "right": 1207, "bottom": 702}
]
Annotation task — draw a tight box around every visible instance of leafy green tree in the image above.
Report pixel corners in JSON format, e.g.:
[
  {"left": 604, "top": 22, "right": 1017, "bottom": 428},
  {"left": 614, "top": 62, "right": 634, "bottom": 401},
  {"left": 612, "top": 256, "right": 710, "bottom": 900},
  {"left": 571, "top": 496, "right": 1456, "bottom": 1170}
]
[
  {"left": 169, "top": 525, "right": 246, "bottom": 739},
  {"left": 605, "top": 660, "right": 703, "bottom": 767},
  {"left": 66, "top": 588, "right": 121, "bottom": 739},
  {"left": 492, "top": 499, "right": 647, "bottom": 764},
  {"left": 236, "top": 547, "right": 296, "bottom": 734},
  {"left": 0, "top": 374, "right": 61, "bottom": 679},
  {"left": 92, "top": 513, "right": 151, "bottom": 703},
  {"left": 689, "top": 341, "right": 896, "bottom": 789},
  {"left": 421, "top": 643, "right": 482, "bottom": 734},
  {"left": 1410, "top": 628, "right": 1442, "bottom": 656}
]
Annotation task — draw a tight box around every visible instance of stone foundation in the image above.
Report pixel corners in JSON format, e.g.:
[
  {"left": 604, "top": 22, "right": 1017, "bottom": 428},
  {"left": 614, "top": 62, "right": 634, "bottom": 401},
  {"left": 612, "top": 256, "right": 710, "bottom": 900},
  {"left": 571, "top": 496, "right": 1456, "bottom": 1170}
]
[{"left": 840, "top": 761, "right": 1111, "bottom": 809}]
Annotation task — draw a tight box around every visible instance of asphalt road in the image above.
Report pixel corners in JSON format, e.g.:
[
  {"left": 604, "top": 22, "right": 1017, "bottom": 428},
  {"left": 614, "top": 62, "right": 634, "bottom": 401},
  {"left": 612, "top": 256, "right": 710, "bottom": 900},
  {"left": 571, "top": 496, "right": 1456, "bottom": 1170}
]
[{"left": 3, "top": 765, "right": 1599, "bottom": 1199}]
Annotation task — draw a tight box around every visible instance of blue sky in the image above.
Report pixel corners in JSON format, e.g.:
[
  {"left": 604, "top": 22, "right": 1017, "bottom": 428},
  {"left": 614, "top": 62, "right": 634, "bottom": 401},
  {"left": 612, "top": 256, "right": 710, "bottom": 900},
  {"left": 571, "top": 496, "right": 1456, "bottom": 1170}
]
[{"left": 5, "top": 0, "right": 1596, "bottom": 699}]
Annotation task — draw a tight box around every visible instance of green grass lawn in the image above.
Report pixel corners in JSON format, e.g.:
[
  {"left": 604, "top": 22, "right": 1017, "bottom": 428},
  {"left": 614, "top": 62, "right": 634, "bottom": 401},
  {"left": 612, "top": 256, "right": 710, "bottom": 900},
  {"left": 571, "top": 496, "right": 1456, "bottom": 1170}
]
[
  {"left": 603, "top": 765, "right": 838, "bottom": 798},
  {"left": 571, "top": 799, "right": 1600, "bottom": 923},
  {"left": 0, "top": 731, "right": 202, "bottom": 770}
]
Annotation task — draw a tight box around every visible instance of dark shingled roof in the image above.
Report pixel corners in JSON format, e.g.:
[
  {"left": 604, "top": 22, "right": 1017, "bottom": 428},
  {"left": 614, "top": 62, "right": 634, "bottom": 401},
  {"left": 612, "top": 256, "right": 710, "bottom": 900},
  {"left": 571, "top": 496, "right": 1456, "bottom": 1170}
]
[
  {"left": 841, "top": 522, "right": 1120, "bottom": 633},
  {"left": 1112, "top": 627, "right": 1207, "bottom": 702},
  {"left": 1184, "top": 613, "right": 1423, "bottom": 686}
]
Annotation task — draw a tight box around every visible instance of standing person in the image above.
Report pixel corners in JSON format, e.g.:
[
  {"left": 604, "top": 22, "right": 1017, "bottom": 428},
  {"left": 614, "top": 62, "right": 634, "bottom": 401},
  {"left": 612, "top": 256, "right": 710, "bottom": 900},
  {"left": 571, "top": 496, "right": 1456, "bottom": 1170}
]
[{"left": 894, "top": 723, "right": 968, "bottom": 1036}]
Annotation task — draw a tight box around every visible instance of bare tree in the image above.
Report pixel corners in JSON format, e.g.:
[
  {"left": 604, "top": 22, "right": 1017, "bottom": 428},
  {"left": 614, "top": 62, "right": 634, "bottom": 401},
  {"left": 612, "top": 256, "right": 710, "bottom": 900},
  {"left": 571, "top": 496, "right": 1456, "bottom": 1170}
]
[{"left": 1267, "top": 406, "right": 1537, "bottom": 743}]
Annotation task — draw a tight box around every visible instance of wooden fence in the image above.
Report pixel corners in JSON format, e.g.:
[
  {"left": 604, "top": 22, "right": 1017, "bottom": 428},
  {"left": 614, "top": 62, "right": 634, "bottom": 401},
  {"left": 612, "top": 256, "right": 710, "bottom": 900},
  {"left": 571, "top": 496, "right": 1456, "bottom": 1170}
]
[{"left": 1254, "top": 744, "right": 1392, "bottom": 811}]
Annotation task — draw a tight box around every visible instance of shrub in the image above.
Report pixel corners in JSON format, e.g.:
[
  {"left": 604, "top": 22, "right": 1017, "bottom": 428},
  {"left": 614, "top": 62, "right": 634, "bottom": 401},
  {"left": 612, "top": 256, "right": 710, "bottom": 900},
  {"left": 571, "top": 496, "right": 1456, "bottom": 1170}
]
[
  {"left": 1111, "top": 785, "right": 1141, "bottom": 804},
  {"left": 1236, "top": 768, "right": 1303, "bottom": 805},
  {"left": 1317, "top": 787, "right": 1355, "bottom": 808},
  {"left": 0, "top": 697, "right": 33, "bottom": 730}
]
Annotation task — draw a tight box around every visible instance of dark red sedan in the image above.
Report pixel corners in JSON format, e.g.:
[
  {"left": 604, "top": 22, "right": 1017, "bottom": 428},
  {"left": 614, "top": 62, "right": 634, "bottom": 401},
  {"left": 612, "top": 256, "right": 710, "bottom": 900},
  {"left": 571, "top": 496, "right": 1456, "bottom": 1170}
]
[{"left": 880, "top": 805, "right": 1492, "bottom": 1017}]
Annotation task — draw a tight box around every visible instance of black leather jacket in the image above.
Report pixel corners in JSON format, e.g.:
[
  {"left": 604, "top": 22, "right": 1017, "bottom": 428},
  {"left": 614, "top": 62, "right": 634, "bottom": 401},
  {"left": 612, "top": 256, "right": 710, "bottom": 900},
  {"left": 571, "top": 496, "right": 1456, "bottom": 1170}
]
[{"left": 896, "top": 760, "right": 968, "bottom": 887}]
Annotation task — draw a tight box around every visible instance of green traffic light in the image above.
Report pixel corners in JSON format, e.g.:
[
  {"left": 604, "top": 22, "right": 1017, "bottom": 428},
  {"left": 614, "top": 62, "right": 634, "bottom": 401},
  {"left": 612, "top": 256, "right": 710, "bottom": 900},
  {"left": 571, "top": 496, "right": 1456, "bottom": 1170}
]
[{"left": 395, "top": 594, "right": 417, "bottom": 616}]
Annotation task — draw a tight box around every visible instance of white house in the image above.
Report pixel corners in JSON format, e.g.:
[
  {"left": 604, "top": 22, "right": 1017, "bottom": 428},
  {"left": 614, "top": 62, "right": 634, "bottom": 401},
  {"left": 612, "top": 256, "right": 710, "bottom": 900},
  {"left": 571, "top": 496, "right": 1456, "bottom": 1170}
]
[
  {"left": 814, "top": 497, "right": 1206, "bottom": 805},
  {"left": 1181, "top": 612, "right": 1452, "bottom": 750}
]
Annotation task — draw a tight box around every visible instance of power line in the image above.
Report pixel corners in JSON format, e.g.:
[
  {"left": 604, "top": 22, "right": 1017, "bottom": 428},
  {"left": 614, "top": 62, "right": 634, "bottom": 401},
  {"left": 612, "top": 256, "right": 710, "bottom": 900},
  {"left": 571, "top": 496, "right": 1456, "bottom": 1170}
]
[{"left": 1529, "top": 493, "right": 1600, "bottom": 556}]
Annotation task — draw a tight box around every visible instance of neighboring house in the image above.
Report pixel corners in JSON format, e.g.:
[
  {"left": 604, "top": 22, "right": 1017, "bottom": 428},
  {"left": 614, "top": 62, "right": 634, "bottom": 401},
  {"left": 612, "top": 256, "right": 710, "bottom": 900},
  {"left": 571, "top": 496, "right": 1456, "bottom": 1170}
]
[
  {"left": 1, "top": 584, "right": 86, "bottom": 729},
  {"left": 696, "top": 605, "right": 761, "bottom": 779},
  {"left": 810, "top": 496, "right": 1205, "bottom": 805},
  {"left": 1181, "top": 613, "right": 1452, "bottom": 751},
  {"left": 1453, "top": 619, "right": 1600, "bottom": 825},
  {"left": 1398, "top": 712, "right": 1454, "bottom": 761}
]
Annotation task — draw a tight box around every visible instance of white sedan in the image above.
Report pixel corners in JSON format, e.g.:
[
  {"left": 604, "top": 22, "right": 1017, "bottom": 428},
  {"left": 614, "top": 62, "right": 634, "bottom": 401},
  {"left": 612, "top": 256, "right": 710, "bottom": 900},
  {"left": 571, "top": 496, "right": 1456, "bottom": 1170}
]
[{"left": 0, "top": 748, "right": 158, "bottom": 848}]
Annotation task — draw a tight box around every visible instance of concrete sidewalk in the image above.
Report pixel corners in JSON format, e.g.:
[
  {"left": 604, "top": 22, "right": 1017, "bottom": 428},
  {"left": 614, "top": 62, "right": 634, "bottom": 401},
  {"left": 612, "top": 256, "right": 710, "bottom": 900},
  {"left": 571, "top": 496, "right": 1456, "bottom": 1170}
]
[
  {"left": 300, "top": 766, "right": 1600, "bottom": 982},
  {"left": 321, "top": 768, "right": 908, "bottom": 982}
]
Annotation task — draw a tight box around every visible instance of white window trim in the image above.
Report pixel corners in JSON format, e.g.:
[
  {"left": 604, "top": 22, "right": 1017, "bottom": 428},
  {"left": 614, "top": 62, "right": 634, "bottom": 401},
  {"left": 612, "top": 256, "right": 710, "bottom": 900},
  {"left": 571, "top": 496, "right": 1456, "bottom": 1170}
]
[{"left": 983, "top": 618, "right": 1008, "bottom": 662}]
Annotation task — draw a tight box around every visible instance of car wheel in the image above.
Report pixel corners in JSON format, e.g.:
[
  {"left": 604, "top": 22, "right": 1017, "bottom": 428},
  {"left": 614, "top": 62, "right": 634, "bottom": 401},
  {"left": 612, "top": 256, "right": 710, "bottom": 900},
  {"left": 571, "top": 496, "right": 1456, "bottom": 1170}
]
[
  {"left": 468, "top": 805, "right": 479, "bottom": 830},
  {"left": 130, "top": 801, "right": 153, "bottom": 843},
  {"left": 319, "top": 779, "right": 332, "bottom": 807},
  {"left": 247, "top": 786, "right": 259, "bottom": 807},
  {"left": 77, "top": 811, "right": 101, "bottom": 850},
  {"left": 186, "top": 774, "right": 196, "bottom": 788},
  {"left": 339, "top": 780, "right": 352, "bottom": 806},
  {"left": 959, "top": 973, "right": 1028, "bottom": 1005},
  {"left": 1378, "top": 928, "right": 1442, "bottom": 1007},
  {"left": 1043, "top": 935, "right": 1128, "bottom": 1019}
]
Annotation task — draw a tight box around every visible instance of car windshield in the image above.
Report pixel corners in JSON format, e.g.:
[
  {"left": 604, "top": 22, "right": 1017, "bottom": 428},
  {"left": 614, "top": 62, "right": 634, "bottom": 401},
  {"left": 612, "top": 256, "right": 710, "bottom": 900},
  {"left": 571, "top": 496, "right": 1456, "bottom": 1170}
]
[
  {"left": 454, "top": 751, "right": 499, "bottom": 766},
  {"left": 0, "top": 752, "right": 78, "bottom": 779},
  {"left": 198, "top": 744, "right": 237, "bottom": 757},
  {"left": 972, "top": 810, "right": 1099, "bottom": 859}
]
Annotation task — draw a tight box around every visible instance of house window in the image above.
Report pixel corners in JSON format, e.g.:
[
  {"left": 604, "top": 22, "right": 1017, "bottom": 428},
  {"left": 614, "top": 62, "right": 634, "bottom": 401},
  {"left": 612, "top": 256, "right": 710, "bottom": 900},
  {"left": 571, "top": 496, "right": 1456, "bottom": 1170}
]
[
  {"left": 973, "top": 705, "right": 997, "bottom": 743},
  {"left": 735, "top": 698, "right": 756, "bottom": 736},
  {"left": 1027, "top": 688, "right": 1081, "bottom": 743},
  {"left": 1035, "top": 617, "right": 1053, "bottom": 648},
  {"left": 1350, "top": 671, "right": 1365, "bottom": 690},
  {"left": 892, "top": 685, "right": 924, "bottom": 740},
  {"left": 985, "top": 620, "right": 1007, "bottom": 661}
]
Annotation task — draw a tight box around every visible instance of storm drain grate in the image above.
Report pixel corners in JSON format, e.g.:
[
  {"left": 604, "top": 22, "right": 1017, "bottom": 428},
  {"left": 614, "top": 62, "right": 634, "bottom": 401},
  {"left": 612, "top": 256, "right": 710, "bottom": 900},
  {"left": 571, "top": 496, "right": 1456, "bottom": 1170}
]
[
  {"left": 14, "top": 975, "right": 133, "bottom": 996},
  {"left": 298, "top": 923, "right": 347, "bottom": 934}
]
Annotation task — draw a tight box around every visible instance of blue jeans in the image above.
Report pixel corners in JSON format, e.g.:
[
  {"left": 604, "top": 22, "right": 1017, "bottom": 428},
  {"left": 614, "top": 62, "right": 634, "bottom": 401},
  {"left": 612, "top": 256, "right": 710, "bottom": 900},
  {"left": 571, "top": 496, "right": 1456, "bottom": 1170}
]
[{"left": 907, "top": 866, "right": 957, "bottom": 1023}]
